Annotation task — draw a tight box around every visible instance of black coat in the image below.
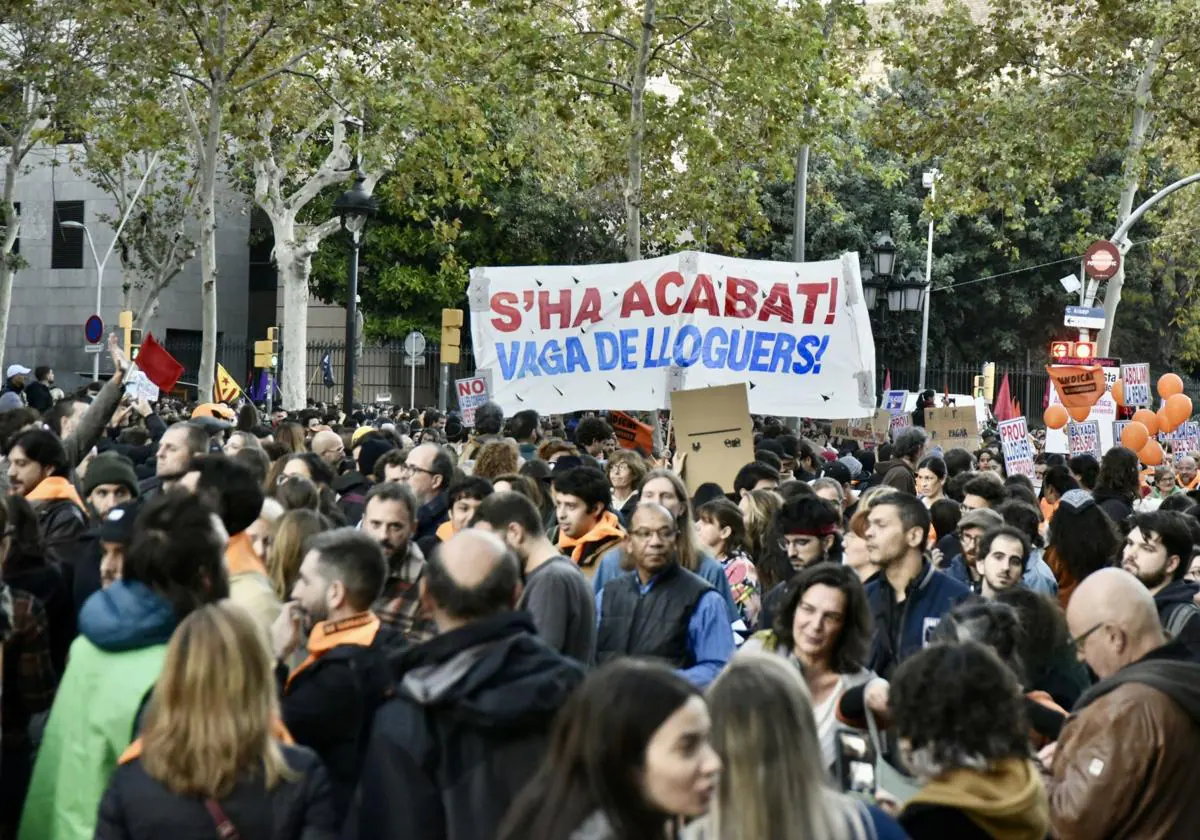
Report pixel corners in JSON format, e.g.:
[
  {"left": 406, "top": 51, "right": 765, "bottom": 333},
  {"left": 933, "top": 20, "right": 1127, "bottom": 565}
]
[
  {"left": 900, "top": 804, "right": 997, "bottom": 839},
  {"left": 343, "top": 612, "right": 585, "bottom": 840},
  {"left": 94, "top": 745, "right": 337, "bottom": 840},
  {"left": 24, "top": 381, "right": 52, "bottom": 412}
]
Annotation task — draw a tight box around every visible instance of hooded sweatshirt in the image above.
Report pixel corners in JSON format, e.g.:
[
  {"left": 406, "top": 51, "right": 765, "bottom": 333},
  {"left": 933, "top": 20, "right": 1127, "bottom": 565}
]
[
  {"left": 19, "top": 581, "right": 177, "bottom": 840},
  {"left": 1152, "top": 580, "right": 1200, "bottom": 657},
  {"left": 558, "top": 511, "right": 626, "bottom": 577},
  {"left": 902, "top": 757, "right": 1050, "bottom": 840}
]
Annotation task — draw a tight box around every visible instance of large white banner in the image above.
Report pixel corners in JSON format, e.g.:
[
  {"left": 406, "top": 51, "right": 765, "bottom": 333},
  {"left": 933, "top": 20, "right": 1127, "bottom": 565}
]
[{"left": 467, "top": 251, "right": 877, "bottom": 417}]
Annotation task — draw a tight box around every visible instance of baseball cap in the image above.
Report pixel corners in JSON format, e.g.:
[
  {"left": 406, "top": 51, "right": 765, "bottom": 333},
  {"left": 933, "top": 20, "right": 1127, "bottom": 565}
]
[
  {"left": 6, "top": 364, "right": 30, "bottom": 379},
  {"left": 821, "top": 461, "right": 853, "bottom": 485},
  {"left": 99, "top": 500, "right": 142, "bottom": 546},
  {"left": 192, "top": 402, "right": 236, "bottom": 421}
]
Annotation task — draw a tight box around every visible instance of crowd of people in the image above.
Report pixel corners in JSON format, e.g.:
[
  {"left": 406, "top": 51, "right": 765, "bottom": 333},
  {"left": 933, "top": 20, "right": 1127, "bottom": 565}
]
[{"left": 1, "top": 343, "right": 1199, "bottom": 839}]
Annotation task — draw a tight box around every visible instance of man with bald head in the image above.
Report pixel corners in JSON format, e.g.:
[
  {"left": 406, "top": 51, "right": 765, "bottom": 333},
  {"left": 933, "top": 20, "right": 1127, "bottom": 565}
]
[
  {"left": 1045, "top": 568, "right": 1200, "bottom": 838},
  {"left": 403, "top": 441, "right": 454, "bottom": 543},
  {"left": 594, "top": 501, "right": 734, "bottom": 687},
  {"left": 1176, "top": 455, "right": 1198, "bottom": 491},
  {"left": 348, "top": 529, "right": 584, "bottom": 840},
  {"left": 311, "top": 429, "right": 347, "bottom": 472}
]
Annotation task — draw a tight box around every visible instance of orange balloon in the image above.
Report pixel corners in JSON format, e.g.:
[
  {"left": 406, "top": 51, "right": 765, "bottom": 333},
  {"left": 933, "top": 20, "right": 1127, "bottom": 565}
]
[
  {"left": 1158, "top": 373, "right": 1185, "bottom": 399},
  {"left": 1044, "top": 404, "right": 1069, "bottom": 430},
  {"left": 1120, "top": 421, "right": 1149, "bottom": 452},
  {"left": 1111, "top": 379, "right": 1125, "bottom": 408},
  {"left": 1139, "top": 440, "right": 1165, "bottom": 466},
  {"left": 1166, "top": 393, "right": 1194, "bottom": 426},
  {"left": 1133, "top": 408, "right": 1159, "bottom": 436},
  {"left": 1158, "top": 406, "right": 1176, "bottom": 434},
  {"left": 1068, "top": 405, "right": 1092, "bottom": 423}
]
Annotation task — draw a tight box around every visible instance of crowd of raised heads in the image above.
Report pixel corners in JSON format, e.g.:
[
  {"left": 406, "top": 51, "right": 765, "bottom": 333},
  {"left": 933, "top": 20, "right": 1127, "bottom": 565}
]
[{"left": 1, "top": 355, "right": 1199, "bottom": 840}]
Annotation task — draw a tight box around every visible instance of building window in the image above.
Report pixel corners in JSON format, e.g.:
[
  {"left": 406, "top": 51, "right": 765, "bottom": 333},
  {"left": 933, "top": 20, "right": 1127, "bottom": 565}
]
[{"left": 51, "top": 201, "right": 84, "bottom": 269}]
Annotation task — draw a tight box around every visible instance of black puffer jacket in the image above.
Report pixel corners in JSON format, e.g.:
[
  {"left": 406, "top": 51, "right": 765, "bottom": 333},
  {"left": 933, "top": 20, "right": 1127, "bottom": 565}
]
[
  {"left": 344, "top": 612, "right": 585, "bottom": 840},
  {"left": 94, "top": 744, "right": 337, "bottom": 840}
]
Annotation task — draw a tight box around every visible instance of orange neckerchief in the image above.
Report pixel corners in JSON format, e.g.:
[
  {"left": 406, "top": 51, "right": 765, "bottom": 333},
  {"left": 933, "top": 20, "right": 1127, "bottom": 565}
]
[
  {"left": 27, "top": 476, "right": 84, "bottom": 511},
  {"left": 120, "top": 718, "right": 293, "bottom": 764},
  {"left": 285, "top": 611, "right": 380, "bottom": 691},
  {"left": 558, "top": 511, "right": 626, "bottom": 566},
  {"left": 435, "top": 519, "right": 456, "bottom": 542},
  {"left": 226, "top": 531, "right": 268, "bottom": 578},
  {"left": 1182, "top": 474, "right": 1200, "bottom": 491}
]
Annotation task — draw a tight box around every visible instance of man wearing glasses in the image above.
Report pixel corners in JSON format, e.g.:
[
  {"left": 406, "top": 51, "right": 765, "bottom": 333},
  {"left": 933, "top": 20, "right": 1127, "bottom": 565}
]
[
  {"left": 594, "top": 502, "right": 733, "bottom": 687},
  {"left": 402, "top": 442, "right": 453, "bottom": 544},
  {"left": 1044, "top": 568, "right": 1200, "bottom": 837},
  {"left": 943, "top": 507, "right": 1004, "bottom": 593}
]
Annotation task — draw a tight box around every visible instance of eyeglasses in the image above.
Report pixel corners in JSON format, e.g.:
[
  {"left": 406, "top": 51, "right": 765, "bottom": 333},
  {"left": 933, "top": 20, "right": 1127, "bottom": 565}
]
[
  {"left": 778, "top": 536, "right": 814, "bottom": 553},
  {"left": 631, "top": 527, "right": 677, "bottom": 542},
  {"left": 1070, "top": 621, "right": 1107, "bottom": 650},
  {"left": 401, "top": 463, "right": 436, "bottom": 477}
]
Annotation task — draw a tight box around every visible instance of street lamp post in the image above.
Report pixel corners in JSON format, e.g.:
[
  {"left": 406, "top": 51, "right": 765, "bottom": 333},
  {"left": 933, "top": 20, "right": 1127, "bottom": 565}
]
[
  {"left": 333, "top": 171, "right": 378, "bottom": 414},
  {"left": 60, "top": 152, "right": 160, "bottom": 381},
  {"left": 918, "top": 169, "right": 938, "bottom": 391}
]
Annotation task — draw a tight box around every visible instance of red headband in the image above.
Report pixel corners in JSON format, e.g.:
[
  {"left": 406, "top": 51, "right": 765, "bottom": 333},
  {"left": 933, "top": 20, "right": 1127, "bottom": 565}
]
[{"left": 783, "top": 523, "right": 839, "bottom": 537}]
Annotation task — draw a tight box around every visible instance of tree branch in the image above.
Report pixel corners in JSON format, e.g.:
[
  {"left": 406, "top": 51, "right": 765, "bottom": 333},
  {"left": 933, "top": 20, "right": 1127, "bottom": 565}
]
[
  {"left": 227, "top": 14, "right": 278, "bottom": 80},
  {"left": 648, "top": 17, "right": 711, "bottom": 65},
  {"left": 579, "top": 29, "right": 637, "bottom": 50},
  {"left": 545, "top": 64, "right": 631, "bottom": 93},
  {"left": 655, "top": 55, "right": 723, "bottom": 90},
  {"left": 232, "top": 45, "right": 327, "bottom": 95}
]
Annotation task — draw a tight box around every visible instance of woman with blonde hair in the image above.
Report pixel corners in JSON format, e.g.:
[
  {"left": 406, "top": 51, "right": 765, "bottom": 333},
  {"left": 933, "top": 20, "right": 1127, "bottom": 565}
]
[
  {"left": 95, "top": 602, "right": 336, "bottom": 839},
  {"left": 688, "top": 651, "right": 905, "bottom": 840},
  {"left": 274, "top": 422, "right": 307, "bottom": 455},
  {"left": 739, "top": 488, "right": 783, "bottom": 565},
  {"left": 266, "top": 508, "right": 327, "bottom": 600}
]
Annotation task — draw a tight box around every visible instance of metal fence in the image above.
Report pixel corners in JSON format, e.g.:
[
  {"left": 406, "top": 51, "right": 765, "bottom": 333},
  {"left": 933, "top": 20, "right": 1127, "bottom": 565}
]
[
  {"left": 160, "top": 336, "right": 476, "bottom": 408},
  {"left": 881, "top": 364, "right": 1050, "bottom": 416}
]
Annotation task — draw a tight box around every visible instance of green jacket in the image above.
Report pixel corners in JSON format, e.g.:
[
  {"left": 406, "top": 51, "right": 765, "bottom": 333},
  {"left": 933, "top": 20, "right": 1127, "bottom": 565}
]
[{"left": 19, "top": 607, "right": 170, "bottom": 840}]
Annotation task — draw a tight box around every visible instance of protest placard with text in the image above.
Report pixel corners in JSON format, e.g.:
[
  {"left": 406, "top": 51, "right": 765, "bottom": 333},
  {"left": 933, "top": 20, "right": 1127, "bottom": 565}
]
[
  {"left": 924, "top": 406, "right": 980, "bottom": 452},
  {"left": 998, "top": 417, "right": 1035, "bottom": 478},
  {"left": 1068, "top": 421, "right": 1102, "bottom": 458},
  {"left": 1121, "top": 363, "right": 1151, "bottom": 407}
]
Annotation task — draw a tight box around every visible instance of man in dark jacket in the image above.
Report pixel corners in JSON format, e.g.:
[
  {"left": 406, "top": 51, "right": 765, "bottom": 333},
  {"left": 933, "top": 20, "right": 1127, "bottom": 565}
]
[
  {"left": 7, "top": 429, "right": 88, "bottom": 570},
  {"left": 24, "top": 366, "right": 53, "bottom": 412},
  {"left": 346, "top": 529, "right": 584, "bottom": 840},
  {"left": 862, "top": 493, "right": 969, "bottom": 679},
  {"left": 1047, "top": 568, "right": 1200, "bottom": 837},
  {"left": 272, "top": 527, "right": 404, "bottom": 822},
  {"left": 402, "top": 442, "right": 452, "bottom": 543},
  {"left": 1121, "top": 510, "right": 1200, "bottom": 657},
  {"left": 873, "top": 427, "right": 927, "bottom": 496},
  {"left": 334, "top": 434, "right": 393, "bottom": 526},
  {"left": 72, "top": 453, "right": 141, "bottom": 610}
]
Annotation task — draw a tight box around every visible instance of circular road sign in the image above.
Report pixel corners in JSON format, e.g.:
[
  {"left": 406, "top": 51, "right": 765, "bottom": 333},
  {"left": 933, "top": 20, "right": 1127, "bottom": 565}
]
[
  {"left": 404, "top": 330, "right": 426, "bottom": 357},
  {"left": 85, "top": 314, "right": 104, "bottom": 344},
  {"left": 1083, "top": 240, "right": 1121, "bottom": 281}
]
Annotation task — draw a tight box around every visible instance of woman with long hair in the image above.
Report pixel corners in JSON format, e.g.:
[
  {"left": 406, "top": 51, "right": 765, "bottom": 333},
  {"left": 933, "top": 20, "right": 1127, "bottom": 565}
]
[
  {"left": 696, "top": 499, "right": 760, "bottom": 631},
  {"left": 266, "top": 509, "right": 327, "bottom": 601},
  {"left": 688, "top": 652, "right": 905, "bottom": 840},
  {"left": 743, "top": 564, "right": 873, "bottom": 769},
  {"left": 95, "top": 602, "right": 336, "bottom": 839},
  {"left": 738, "top": 488, "right": 783, "bottom": 566},
  {"left": 274, "top": 422, "right": 307, "bottom": 455},
  {"left": 473, "top": 439, "right": 520, "bottom": 481},
  {"left": 1044, "top": 489, "right": 1120, "bottom": 608},
  {"left": 1092, "top": 446, "right": 1140, "bottom": 524},
  {"left": 607, "top": 449, "right": 648, "bottom": 524},
  {"left": 498, "top": 660, "right": 720, "bottom": 840}
]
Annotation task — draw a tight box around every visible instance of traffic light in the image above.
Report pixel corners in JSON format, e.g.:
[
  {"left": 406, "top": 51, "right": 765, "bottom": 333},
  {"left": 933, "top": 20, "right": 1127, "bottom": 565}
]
[
  {"left": 982, "top": 362, "right": 995, "bottom": 402},
  {"left": 441, "top": 308, "right": 463, "bottom": 365},
  {"left": 254, "top": 326, "right": 278, "bottom": 369},
  {"left": 119, "top": 310, "right": 142, "bottom": 358},
  {"left": 1050, "top": 340, "right": 1096, "bottom": 361}
]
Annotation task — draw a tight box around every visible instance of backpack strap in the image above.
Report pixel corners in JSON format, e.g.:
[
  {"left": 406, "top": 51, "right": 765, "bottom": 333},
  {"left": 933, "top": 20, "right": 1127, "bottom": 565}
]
[
  {"left": 204, "top": 799, "right": 241, "bottom": 840},
  {"left": 1166, "top": 601, "right": 1200, "bottom": 640}
]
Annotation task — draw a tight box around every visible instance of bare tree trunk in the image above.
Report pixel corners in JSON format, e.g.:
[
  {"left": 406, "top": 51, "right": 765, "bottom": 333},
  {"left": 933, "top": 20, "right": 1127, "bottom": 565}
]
[
  {"left": 277, "top": 234, "right": 312, "bottom": 411},
  {"left": 0, "top": 154, "right": 19, "bottom": 373},
  {"left": 1097, "top": 36, "right": 1163, "bottom": 357},
  {"left": 793, "top": 145, "right": 808, "bottom": 262},
  {"left": 197, "top": 87, "right": 224, "bottom": 399}
]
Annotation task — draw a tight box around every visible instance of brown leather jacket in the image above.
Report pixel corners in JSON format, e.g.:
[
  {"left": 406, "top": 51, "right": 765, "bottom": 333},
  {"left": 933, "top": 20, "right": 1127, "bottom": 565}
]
[{"left": 1048, "top": 645, "right": 1200, "bottom": 839}]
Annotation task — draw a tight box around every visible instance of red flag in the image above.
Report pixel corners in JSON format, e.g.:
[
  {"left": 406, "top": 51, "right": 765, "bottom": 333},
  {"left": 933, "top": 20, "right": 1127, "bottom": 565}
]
[
  {"left": 883, "top": 369, "right": 891, "bottom": 392},
  {"left": 136, "top": 333, "right": 184, "bottom": 393},
  {"left": 993, "top": 373, "right": 1017, "bottom": 422},
  {"left": 1013, "top": 398, "right": 1022, "bottom": 417}
]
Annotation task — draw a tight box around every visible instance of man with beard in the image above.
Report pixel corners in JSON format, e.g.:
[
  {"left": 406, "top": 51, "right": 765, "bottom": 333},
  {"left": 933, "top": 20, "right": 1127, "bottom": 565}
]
[
  {"left": 7, "top": 429, "right": 88, "bottom": 568},
  {"left": 975, "top": 525, "right": 1030, "bottom": 599},
  {"left": 272, "top": 527, "right": 399, "bottom": 822},
  {"left": 140, "top": 422, "right": 209, "bottom": 496},
  {"left": 595, "top": 502, "right": 734, "bottom": 687},
  {"left": 943, "top": 507, "right": 1004, "bottom": 592},
  {"left": 72, "top": 453, "right": 141, "bottom": 610},
  {"left": 759, "top": 494, "right": 842, "bottom": 629},
  {"left": 1122, "top": 510, "right": 1200, "bottom": 657},
  {"left": 365, "top": 481, "right": 437, "bottom": 643}
]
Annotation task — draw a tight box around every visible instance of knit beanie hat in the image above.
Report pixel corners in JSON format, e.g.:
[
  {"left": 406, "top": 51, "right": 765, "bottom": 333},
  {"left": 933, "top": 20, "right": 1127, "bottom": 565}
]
[{"left": 83, "top": 452, "right": 140, "bottom": 498}]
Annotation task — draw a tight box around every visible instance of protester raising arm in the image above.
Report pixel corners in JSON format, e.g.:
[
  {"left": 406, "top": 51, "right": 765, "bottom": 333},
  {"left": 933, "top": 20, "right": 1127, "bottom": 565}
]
[{"left": 64, "top": 334, "right": 130, "bottom": 468}]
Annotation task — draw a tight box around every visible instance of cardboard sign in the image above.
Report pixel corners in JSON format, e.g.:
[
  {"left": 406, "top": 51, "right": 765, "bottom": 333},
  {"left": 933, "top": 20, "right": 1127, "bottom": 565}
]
[
  {"left": 889, "top": 412, "right": 912, "bottom": 440},
  {"left": 123, "top": 370, "right": 160, "bottom": 403},
  {"left": 469, "top": 251, "right": 878, "bottom": 418},
  {"left": 455, "top": 375, "right": 491, "bottom": 426},
  {"left": 670, "top": 383, "right": 754, "bottom": 494},
  {"left": 1068, "top": 421, "right": 1101, "bottom": 458},
  {"left": 609, "top": 410, "right": 655, "bottom": 454},
  {"left": 924, "top": 405, "right": 980, "bottom": 452},
  {"left": 1120, "top": 363, "right": 1151, "bottom": 408},
  {"left": 998, "top": 417, "right": 1035, "bottom": 478},
  {"left": 831, "top": 409, "right": 890, "bottom": 445},
  {"left": 883, "top": 390, "right": 908, "bottom": 414}
]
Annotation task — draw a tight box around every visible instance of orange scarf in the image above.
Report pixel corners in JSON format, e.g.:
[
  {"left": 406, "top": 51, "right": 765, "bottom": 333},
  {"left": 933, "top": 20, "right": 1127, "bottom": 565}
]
[
  {"left": 27, "top": 476, "right": 84, "bottom": 511},
  {"left": 435, "top": 519, "right": 456, "bottom": 542},
  {"left": 285, "top": 611, "right": 380, "bottom": 690},
  {"left": 558, "top": 511, "right": 626, "bottom": 566},
  {"left": 226, "top": 531, "right": 268, "bottom": 578},
  {"left": 120, "top": 718, "right": 293, "bottom": 764}
]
